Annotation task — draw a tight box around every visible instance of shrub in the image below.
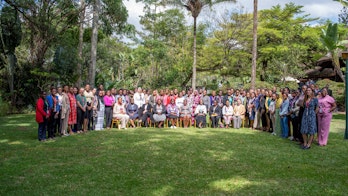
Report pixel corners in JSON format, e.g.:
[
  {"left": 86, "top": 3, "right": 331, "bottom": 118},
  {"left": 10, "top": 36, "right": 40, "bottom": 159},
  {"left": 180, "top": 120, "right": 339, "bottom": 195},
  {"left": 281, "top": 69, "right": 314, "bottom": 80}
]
[{"left": 317, "top": 79, "right": 345, "bottom": 111}]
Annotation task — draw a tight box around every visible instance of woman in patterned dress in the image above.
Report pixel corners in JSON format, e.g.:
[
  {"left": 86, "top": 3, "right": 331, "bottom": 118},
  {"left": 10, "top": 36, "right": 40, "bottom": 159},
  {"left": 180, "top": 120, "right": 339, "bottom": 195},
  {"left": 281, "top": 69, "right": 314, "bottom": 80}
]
[
  {"left": 68, "top": 86, "right": 77, "bottom": 134},
  {"left": 300, "top": 88, "right": 318, "bottom": 150}
]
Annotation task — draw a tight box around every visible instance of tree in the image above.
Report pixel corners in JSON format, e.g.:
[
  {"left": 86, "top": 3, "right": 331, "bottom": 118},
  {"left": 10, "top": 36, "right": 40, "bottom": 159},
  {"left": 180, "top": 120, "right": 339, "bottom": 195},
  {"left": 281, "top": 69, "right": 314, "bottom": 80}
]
[
  {"left": 0, "top": 5, "right": 22, "bottom": 112},
  {"left": 257, "top": 3, "right": 319, "bottom": 83},
  {"left": 88, "top": 0, "right": 129, "bottom": 87},
  {"left": 168, "top": 0, "right": 236, "bottom": 90},
  {"left": 320, "top": 23, "right": 346, "bottom": 83},
  {"left": 4, "top": 0, "right": 80, "bottom": 68},
  {"left": 251, "top": 0, "right": 258, "bottom": 89}
]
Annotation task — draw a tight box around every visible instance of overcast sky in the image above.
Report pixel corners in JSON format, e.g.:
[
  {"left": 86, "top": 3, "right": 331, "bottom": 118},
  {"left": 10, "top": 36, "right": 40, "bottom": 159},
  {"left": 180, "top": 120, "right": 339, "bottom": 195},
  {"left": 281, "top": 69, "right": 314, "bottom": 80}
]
[{"left": 124, "top": 0, "right": 343, "bottom": 30}]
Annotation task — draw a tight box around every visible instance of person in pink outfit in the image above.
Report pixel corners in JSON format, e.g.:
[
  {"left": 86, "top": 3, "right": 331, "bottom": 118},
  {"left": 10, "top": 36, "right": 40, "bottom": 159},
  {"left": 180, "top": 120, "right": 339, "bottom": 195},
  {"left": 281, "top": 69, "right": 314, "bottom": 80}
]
[{"left": 317, "top": 88, "right": 336, "bottom": 146}]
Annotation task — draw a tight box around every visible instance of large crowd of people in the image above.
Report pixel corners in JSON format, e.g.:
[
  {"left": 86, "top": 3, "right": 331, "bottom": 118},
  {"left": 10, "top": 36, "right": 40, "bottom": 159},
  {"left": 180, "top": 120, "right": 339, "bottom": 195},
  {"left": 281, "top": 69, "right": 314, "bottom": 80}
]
[{"left": 35, "top": 82, "right": 336, "bottom": 149}]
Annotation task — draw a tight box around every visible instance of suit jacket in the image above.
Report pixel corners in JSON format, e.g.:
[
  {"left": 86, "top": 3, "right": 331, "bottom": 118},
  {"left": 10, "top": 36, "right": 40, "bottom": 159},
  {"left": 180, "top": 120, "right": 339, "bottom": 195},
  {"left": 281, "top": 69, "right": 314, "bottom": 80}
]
[
  {"left": 140, "top": 103, "right": 152, "bottom": 114},
  {"left": 209, "top": 105, "right": 221, "bottom": 117}
]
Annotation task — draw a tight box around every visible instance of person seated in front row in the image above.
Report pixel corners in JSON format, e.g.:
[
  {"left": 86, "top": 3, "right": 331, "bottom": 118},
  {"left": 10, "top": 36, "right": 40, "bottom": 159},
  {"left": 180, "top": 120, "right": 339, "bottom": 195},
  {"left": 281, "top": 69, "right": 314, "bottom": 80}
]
[
  {"left": 233, "top": 99, "right": 246, "bottom": 129},
  {"left": 195, "top": 99, "right": 207, "bottom": 128},
  {"left": 126, "top": 98, "right": 139, "bottom": 128},
  {"left": 153, "top": 99, "right": 166, "bottom": 128},
  {"left": 113, "top": 97, "right": 129, "bottom": 129},
  {"left": 180, "top": 99, "right": 191, "bottom": 128},
  {"left": 209, "top": 100, "right": 221, "bottom": 128},
  {"left": 139, "top": 99, "right": 153, "bottom": 127},
  {"left": 167, "top": 98, "right": 179, "bottom": 129},
  {"left": 222, "top": 100, "right": 234, "bottom": 128}
]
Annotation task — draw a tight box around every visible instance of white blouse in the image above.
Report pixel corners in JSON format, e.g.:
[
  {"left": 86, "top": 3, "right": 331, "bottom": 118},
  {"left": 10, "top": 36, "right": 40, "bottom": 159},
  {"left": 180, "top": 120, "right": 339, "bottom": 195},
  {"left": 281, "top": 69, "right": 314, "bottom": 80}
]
[{"left": 222, "top": 105, "right": 234, "bottom": 116}]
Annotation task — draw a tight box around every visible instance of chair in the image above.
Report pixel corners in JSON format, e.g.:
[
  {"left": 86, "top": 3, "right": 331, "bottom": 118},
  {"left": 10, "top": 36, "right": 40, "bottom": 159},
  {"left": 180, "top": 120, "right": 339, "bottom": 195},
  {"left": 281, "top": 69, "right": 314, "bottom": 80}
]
[{"left": 111, "top": 118, "right": 120, "bottom": 129}]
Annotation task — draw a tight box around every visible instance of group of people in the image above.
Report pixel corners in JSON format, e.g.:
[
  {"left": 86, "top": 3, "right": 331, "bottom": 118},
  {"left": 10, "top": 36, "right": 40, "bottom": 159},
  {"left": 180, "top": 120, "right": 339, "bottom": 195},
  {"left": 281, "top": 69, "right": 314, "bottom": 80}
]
[{"left": 35, "top": 83, "right": 336, "bottom": 149}]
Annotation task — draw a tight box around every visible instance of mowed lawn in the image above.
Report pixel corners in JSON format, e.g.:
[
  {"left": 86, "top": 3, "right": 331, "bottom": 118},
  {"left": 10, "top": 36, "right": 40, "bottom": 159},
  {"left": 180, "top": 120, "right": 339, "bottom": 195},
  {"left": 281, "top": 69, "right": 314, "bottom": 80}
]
[{"left": 0, "top": 114, "right": 347, "bottom": 195}]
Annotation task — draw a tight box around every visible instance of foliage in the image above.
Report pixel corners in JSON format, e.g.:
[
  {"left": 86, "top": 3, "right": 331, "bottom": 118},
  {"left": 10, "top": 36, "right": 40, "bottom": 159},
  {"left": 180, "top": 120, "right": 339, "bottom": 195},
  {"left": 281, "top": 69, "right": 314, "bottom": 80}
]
[
  {"left": 317, "top": 79, "right": 345, "bottom": 110},
  {"left": 0, "top": 114, "right": 348, "bottom": 195},
  {"left": 320, "top": 23, "right": 347, "bottom": 83},
  {"left": 258, "top": 3, "right": 323, "bottom": 83}
]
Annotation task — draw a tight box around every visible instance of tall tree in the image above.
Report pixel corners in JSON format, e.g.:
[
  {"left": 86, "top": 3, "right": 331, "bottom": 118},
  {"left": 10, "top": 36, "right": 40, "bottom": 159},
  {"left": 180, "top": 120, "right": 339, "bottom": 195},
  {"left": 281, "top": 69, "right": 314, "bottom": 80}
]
[
  {"left": 0, "top": 5, "right": 22, "bottom": 112},
  {"left": 251, "top": 0, "right": 258, "bottom": 89},
  {"left": 88, "top": 0, "right": 128, "bottom": 87},
  {"left": 169, "top": 0, "right": 236, "bottom": 90},
  {"left": 90, "top": 0, "right": 100, "bottom": 87},
  {"left": 77, "top": 0, "right": 86, "bottom": 87}
]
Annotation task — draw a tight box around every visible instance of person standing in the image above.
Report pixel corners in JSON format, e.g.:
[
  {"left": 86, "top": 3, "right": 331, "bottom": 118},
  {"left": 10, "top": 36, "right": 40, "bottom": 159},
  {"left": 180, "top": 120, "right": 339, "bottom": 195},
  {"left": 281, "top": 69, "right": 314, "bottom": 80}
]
[
  {"left": 68, "top": 86, "right": 77, "bottom": 134},
  {"left": 76, "top": 88, "right": 87, "bottom": 133},
  {"left": 94, "top": 90, "right": 105, "bottom": 131},
  {"left": 84, "top": 84, "right": 94, "bottom": 130},
  {"left": 202, "top": 90, "right": 211, "bottom": 111},
  {"left": 279, "top": 93, "right": 290, "bottom": 139},
  {"left": 103, "top": 90, "right": 114, "bottom": 129},
  {"left": 317, "top": 88, "right": 336, "bottom": 146},
  {"left": 60, "top": 85, "right": 70, "bottom": 136},
  {"left": 289, "top": 90, "right": 302, "bottom": 143},
  {"left": 300, "top": 88, "right": 318, "bottom": 150},
  {"left": 36, "top": 91, "right": 49, "bottom": 142},
  {"left": 134, "top": 87, "right": 145, "bottom": 109},
  {"left": 269, "top": 93, "right": 277, "bottom": 135},
  {"left": 46, "top": 87, "right": 59, "bottom": 139}
]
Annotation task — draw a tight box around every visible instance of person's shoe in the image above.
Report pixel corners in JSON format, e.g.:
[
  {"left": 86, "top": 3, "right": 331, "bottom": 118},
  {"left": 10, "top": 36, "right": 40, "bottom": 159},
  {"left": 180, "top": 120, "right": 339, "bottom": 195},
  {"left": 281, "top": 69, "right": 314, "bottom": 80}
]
[
  {"left": 173, "top": 126, "right": 177, "bottom": 129},
  {"left": 170, "top": 126, "right": 173, "bottom": 129},
  {"left": 288, "top": 136, "right": 294, "bottom": 140},
  {"left": 271, "top": 132, "right": 276, "bottom": 136}
]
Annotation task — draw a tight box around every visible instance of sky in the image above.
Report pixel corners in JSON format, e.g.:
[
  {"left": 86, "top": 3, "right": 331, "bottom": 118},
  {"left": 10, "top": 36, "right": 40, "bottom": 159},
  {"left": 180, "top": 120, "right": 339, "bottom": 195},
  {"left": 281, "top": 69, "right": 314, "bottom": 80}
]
[{"left": 123, "top": 0, "right": 343, "bottom": 31}]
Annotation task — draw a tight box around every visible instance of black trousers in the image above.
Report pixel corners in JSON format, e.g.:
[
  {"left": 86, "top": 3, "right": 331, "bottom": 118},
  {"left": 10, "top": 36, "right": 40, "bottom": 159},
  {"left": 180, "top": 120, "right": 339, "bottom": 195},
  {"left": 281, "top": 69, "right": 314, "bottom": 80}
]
[
  {"left": 85, "top": 108, "right": 93, "bottom": 130},
  {"left": 291, "top": 116, "right": 303, "bottom": 142},
  {"left": 77, "top": 107, "right": 85, "bottom": 131},
  {"left": 47, "top": 111, "right": 58, "bottom": 138},
  {"left": 141, "top": 112, "right": 153, "bottom": 127},
  {"left": 105, "top": 106, "right": 113, "bottom": 128},
  {"left": 211, "top": 116, "right": 220, "bottom": 128},
  {"left": 261, "top": 110, "right": 267, "bottom": 128}
]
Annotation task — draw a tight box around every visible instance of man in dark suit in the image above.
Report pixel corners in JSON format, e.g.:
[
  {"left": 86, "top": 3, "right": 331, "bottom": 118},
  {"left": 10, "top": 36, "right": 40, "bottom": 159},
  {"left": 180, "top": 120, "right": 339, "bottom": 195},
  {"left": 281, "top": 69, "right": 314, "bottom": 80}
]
[
  {"left": 139, "top": 99, "right": 153, "bottom": 127},
  {"left": 209, "top": 100, "right": 222, "bottom": 128}
]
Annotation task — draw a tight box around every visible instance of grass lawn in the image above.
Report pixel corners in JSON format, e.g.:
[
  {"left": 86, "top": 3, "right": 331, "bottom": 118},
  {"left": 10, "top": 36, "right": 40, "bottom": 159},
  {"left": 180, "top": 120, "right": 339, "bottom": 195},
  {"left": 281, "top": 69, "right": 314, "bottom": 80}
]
[{"left": 0, "top": 114, "right": 347, "bottom": 195}]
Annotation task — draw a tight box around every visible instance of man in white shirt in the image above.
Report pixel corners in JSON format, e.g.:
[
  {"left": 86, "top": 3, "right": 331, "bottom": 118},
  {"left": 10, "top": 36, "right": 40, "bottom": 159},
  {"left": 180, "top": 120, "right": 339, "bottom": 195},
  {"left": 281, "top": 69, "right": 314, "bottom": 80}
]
[{"left": 175, "top": 92, "right": 185, "bottom": 109}]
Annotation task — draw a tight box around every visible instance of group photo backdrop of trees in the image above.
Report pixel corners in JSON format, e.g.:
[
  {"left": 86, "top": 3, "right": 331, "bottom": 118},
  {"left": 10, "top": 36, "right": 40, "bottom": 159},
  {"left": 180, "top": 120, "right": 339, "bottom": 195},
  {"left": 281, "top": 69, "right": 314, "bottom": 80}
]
[{"left": 1, "top": 0, "right": 348, "bottom": 113}]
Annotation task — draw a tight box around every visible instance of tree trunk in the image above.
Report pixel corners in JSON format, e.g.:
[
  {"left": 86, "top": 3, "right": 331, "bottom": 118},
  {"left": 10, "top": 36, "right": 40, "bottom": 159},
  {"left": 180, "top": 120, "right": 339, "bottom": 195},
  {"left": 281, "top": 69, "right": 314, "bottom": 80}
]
[
  {"left": 90, "top": 0, "right": 100, "bottom": 88},
  {"left": 251, "top": 0, "right": 258, "bottom": 90},
  {"left": 77, "top": 0, "right": 85, "bottom": 87},
  {"left": 192, "top": 16, "right": 197, "bottom": 91},
  {"left": 333, "top": 54, "right": 346, "bottom": 83},
  {"left": 7, "top": 52, "right": 16, "bottom": 112}
]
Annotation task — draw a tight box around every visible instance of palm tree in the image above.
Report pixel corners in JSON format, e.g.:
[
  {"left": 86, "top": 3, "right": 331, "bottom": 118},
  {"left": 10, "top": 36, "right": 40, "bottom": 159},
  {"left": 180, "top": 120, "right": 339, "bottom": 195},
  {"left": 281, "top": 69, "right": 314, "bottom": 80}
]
[
  {"left": 170, "top": 0, "right": 236, "bottom": 90},
  {"left": 251, "top": 0, "right": 258, "bottom": 90},
  {"left": 334, "top": 0, "right": 348, "bottom": 6},
  {"left": 320, "top": 23, "right": 346, "bottom": 83}
]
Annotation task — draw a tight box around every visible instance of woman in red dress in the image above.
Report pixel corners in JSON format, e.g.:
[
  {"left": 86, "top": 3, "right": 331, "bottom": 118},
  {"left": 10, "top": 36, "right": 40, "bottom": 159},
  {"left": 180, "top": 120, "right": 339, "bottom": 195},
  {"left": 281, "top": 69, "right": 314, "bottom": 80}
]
[{"left": 68, "top": 86, "right": 77, "bottom": 134}]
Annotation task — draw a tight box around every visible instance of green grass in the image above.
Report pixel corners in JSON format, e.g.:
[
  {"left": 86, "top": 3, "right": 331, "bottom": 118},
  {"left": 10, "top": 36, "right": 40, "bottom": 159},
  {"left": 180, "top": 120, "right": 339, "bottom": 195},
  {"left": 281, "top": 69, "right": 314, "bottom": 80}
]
[{"left": 1, "top": 114, "right": 347, "bottom": 195}]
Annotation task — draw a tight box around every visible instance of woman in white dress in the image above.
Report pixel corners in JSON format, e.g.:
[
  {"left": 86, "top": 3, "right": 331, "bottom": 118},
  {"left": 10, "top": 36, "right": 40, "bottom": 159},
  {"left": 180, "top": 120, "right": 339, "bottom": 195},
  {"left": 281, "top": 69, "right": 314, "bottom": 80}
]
[{"left": 222, "top": 100, "right": 234, "bottom": 128}]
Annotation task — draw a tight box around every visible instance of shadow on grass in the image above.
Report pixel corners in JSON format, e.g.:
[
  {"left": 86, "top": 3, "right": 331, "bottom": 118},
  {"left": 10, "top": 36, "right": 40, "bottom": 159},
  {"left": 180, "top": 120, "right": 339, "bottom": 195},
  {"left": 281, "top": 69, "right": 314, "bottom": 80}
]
[{"left": 0, "top": 114, "right": 348, "bottom": 195}]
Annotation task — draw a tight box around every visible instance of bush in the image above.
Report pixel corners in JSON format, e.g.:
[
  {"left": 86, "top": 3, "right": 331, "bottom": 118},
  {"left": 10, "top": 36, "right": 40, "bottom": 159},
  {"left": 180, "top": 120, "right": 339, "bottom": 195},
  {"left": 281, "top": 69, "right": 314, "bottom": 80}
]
[{"left": 0, "top": 97, "right": 10, "bottom": 116}]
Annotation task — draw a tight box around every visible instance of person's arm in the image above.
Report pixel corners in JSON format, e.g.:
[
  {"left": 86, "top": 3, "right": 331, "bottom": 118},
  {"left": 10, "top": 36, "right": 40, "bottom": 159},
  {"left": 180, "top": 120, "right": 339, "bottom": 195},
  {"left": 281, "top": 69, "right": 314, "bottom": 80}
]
[{"left": 330, "top": 102, "right": 337, "bottom": 113}]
